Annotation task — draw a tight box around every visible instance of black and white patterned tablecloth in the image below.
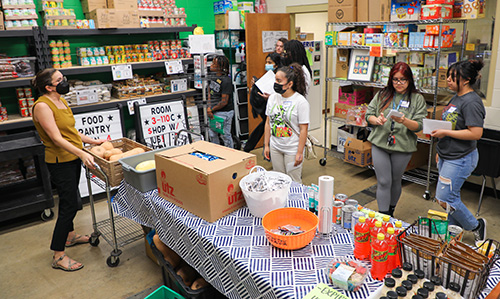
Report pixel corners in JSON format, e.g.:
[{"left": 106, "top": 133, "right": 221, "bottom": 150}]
[{"left": 112, "top": 181, "right": 499, "bottom": 299}]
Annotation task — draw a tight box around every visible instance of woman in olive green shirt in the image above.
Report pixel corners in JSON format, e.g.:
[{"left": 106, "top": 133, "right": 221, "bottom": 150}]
[{"left": 365, "top": 62, "right": 427, "bottom": 217}]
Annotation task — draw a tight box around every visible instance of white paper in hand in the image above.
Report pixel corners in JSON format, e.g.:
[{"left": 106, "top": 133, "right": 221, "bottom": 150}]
[
  {"left": 423, "top": 118, "right": 452, "bottom": 135},
  {"left": 386, "top": 109, "right": 404, "bottom": 119},
  {"left": 255, "top": 70, "right": 276, "bottom": 95}
]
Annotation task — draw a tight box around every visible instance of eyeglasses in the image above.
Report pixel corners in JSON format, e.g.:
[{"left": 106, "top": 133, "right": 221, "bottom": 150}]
[{"left": 392, "top": 78, "right": 408, "bottom": 84}]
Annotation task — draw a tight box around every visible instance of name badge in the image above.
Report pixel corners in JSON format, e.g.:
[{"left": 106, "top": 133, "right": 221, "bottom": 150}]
[
  {"left": 401, "top": 100, "right": 409, "bottom": 108},
  {"left": 283, "top": 101, "right": 292, "bottom": 108},
  {"left": 448, "top": 106, "right": 457, "bottom": 113}
]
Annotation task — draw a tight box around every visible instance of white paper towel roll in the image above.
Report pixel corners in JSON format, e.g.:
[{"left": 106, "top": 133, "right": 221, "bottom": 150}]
[{"left": 318, "top": 176, "right": 334, "bottom": 235}]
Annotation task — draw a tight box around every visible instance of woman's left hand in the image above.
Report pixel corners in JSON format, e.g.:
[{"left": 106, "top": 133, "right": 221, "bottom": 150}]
[
  {"left": 294, "top": 153, "right": 303, "bottom": 167},
  {"left": 431, "top": 129, "right": 448, "bottom": 139},
  {"left": 94, "top": 139, "right": 107, "bottom": 145},
  {"left": 392, "top": 114, "right": 406, "bottom": 124}
]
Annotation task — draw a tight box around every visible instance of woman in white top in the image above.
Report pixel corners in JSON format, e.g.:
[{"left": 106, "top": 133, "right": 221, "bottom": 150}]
[
  {"left": 264, "top": 63, "right": 310, "bottom": 183},
  {"left": 283, "top": 39, "right": 312, "bottom": 97}
]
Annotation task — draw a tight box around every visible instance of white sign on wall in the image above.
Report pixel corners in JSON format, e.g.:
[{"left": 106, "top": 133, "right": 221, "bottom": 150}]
[
  {"left": 262, "top": 31, "right": 288, "bottom": 52},
  {"left": 138, "top": 100, "right": 187, "bottom": 149},
  {"left": 74, "top": 109, "right": 123, "bottom": 197}
]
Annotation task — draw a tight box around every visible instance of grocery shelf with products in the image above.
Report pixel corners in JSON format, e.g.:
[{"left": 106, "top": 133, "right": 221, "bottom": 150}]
[{"left": 323, "top": 17, "right": 468, "bottom": 200}]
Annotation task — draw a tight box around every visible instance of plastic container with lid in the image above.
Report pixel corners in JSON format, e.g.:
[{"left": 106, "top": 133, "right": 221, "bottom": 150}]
[
  {"left": 396, "top": 286, "right": 409, "bottom": 298},
  {"left": 430, "top": 276, "right": 447, "bottom": 295},
  {"left": 402, "top": 262, "right": 413, "bottom": 280},
  {"left": 417, "top": 287, "right": 429, "bottom": 299},
  {"left": 392, "top": 268, "right": 404, "bottom": 287},
  {"left": 447, "top": 282, "right": 462, "bottom": 299},
  {"left": 407, "top": 274, "right": 419, "bottom": 295},
  {"left": 401, "top": 280, "right": 415, "bottom": 297},
  {"left": 435, "top": 292, "right": 448, "bottom": 299},
  {"left": 381, "top": 277, "right": 397, "bottom": 295},
  {"left": 412, "top": 295, "right": 424, "bottom": 299},
  {"left": 387, "top": 290, "right": 398, "bottom": 299},
  {"left": 423, "top": 281, "right": 436, "bottom": 298},
  {"left": 414, "top": 269, "right": 426, "bottom": 289}
]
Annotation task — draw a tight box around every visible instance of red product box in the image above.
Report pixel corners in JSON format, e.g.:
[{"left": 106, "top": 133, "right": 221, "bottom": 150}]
[
  {"left": 338, "top": 86, "right": 373, "bottom": 106},
  {"left": 423, "top": 34, "right": 435, "bottom": 48},
  {"left": 425, "top": 25, "right": 450, "bottom": 35},
  {"left": 420, "top": 4, "right": 453, "bottom": 20},
  {"left": 363, "top": 28, "right": 382, "bottom": 34}
]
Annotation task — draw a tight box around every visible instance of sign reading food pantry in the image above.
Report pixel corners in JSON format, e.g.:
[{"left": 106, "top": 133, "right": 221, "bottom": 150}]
[
  {"left": 74, "top": 109, "right": 123, "bottom": 141},
  {"left": 138, "top": 100, "right": 187, "bottom": 149}
]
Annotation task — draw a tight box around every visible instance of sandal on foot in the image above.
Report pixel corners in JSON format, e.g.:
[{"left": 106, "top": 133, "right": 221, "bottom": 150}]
[
  {"left": 52, "top": 254, "right": 84, "bottom": 272},
  {"left": 65, "top": 234, "right": 90, "bottom": 247}
]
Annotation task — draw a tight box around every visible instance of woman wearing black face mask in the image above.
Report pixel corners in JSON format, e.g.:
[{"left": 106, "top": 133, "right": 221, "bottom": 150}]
[
  {"left": 264, "top": 63, "right": 309, "bottom": 183},
  {"left": 32, "top": 68, "right": 106, "bottom": 272},
  {"left": 244, "top": 52, "right": 282, "bottom": 153}
]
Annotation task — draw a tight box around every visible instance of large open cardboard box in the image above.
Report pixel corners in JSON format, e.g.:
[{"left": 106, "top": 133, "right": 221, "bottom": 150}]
[
  {"left": 155, "top": 141, "right": 256, "bottom": 222},
  {"left": 344, "top": 137, "right": 372, "bottom": 167}
]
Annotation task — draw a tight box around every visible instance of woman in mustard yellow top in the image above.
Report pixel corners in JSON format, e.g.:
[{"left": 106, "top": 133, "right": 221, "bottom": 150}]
[{"left": 32, "top": 68, "right": 105, "bottom": 271}]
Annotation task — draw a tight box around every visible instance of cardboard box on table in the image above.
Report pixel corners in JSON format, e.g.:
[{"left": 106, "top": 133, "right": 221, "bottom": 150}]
[
  {"left": 344, "top": 137, "right": 372, "bottom": 167},
  {"left": 155, "top": 141, "right": 257, "bottom": 222}
]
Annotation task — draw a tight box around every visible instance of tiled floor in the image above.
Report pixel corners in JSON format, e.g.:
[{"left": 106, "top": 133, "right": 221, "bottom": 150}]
[{"left": 1, "top": 147, "right": 498, "bottom": 298}]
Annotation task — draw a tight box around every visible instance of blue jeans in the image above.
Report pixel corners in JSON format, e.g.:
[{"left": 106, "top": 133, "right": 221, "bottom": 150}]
[
  {"left": 435, "top": 149, "right": 479, "bottom": 230},
  {"left": 209, "top": 110, "right": 234, "bottom": 148}
]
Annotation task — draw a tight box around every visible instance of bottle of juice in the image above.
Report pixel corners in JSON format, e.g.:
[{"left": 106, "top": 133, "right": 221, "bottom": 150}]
[
  {"left": 371, "top": 221, "right": 384, "bottom": 256},
  {"left": 366, "top": 211, "right": 377, "bottom": 233},
  {"left": 354, "top": 216, "right": 370, "bottom": 260},
  {"left": 371, "top": 233, "right": 388, "bottom": 280},
  {"left": 382, "top": 215, "right": 393, "bottom": 233},
  {"left": 394, "top": 220, "right": 404, "bottom": 237},
  {"left": 386, "top": 227, "right": 398, "bottom": 273}
]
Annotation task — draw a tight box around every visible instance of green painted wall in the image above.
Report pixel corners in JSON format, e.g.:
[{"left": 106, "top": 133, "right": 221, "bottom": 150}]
[{"left": 1, "top": 0, "right": 217, "bottom": 133}]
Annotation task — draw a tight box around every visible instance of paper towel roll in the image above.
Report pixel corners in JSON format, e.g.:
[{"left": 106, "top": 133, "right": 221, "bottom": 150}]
[{"left": 318, "top": 176, "right": 334, "bottom": 235}]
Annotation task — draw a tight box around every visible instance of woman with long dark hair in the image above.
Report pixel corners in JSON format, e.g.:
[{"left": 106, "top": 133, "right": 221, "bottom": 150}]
[
  {"left": 283, "top": 40, "right": 312, "bottom": 96},
  {"left": 431, "top": 60, "right": 487, "bottom": 242},
  {"left": 264, "top": 63, "right": 309, "bottom": 183},
  {"left": 365, "top": 62, "right": 427, "bottom": 216},
  {"left": 244, "top": 52, "right": 282, "bottom": 153}
]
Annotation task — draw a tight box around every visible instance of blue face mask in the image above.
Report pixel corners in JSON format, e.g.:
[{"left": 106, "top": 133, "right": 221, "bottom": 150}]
[{"left": 265, "top": 64, "right": 275, "bottom": 71}]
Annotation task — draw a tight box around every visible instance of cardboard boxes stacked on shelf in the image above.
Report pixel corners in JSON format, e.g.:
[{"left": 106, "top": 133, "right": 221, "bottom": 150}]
[{"left": 328, "top": 0, "right": 486, "bottom": 23}]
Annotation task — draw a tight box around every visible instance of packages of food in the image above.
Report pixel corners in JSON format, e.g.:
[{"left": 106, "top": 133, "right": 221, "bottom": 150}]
[{"left": 326, "top": 258, "right": 369, "bottom": 292}]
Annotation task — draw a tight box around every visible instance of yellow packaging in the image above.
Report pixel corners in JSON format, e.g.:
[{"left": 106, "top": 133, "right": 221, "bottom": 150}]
[{"left": 427, "top": 209, "right": 448, "bottom": 221}]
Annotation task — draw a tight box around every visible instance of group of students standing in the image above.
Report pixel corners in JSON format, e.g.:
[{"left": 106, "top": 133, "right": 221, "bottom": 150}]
[{"left": 29, "top": 34, "right": 487, "bottom": 272}]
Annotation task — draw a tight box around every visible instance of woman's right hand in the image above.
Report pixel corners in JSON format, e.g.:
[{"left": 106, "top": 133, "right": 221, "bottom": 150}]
[
  {"left": 257, "top": 92, "right": 270, "bottom": 99},
  {"left": 263, "top": 146, "right": 270, "bottom": 161},
  {"left": 81, "top": 152, "right": 96, "bottom": 169},
  {"left": 374, "top": 113, "right": 387, "bottom": 126}
]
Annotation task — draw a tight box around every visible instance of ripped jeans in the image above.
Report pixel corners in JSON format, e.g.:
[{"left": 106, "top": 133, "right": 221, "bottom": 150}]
[{"left": 435, "top": 149, "right": 479, "bottom": 231}]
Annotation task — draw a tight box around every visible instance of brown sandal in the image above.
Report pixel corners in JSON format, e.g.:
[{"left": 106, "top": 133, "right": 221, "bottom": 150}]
[
  {"left": 65, "top": 234, "right": 90, "bottom": 247},
  {"left": 52, "top": 254, "right": 84, "bottom": 272}
]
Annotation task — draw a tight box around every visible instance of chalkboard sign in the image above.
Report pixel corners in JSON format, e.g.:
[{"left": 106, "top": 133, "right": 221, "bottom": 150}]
[{"left": 137, "top": 99, "right": 188, "bottom": 149}]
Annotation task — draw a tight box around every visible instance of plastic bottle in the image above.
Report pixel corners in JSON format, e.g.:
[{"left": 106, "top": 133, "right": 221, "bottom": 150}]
[
  {"left": 371, "top": 233, "right": 388, "bottom": 280},
  {"left": 407, "top": 275, "right": 419, "bottom": 296},
  {"left": 401, "top": 262, "right": 413, "bottom": 280},
  {"left": 435, "top": 292, "right": 448, "bottom": 299},
  {"left": 235, "top": 47, "right": 242, "bottom": 63},
  {"left": 430, "top": 276, "right": 447, "bottom": 296},
  {"left": 382, "top": 215, "right": 393, "bottom": 233},
  {"left": 366, "top": 211, "right": 377, "bottom": 232},
  {"left": 416, "top": 287, "right": 429, "bottom": 299},
  {"left": 395, "top": 286, "right": 409, "bottom": 298},
  {"left": 354, "top": 216, "right": 370, "bottom": 260},
  {"left": 387, "top": 291, "right": 398, "bottom": 299},
  {"left": 423, "top": 281, "right": 437, "bottom": 299},
  {"left": 401, "top": 280, "right": 415, "bottom": 297},
  {"left": 240, "top": 44, "right": 246, "bottom": 62},
  {"left": 447, "top": 282, "right": 463, "bottom": 299},
  {"left": 394, "top": 220, "right": 404, "bottom": 236},
  {"left": 392, "top": 268, "right": 404, "bottom": 287},
  {"left": 386, "top": 227, "right": 398, "bottom": 273},
  {"left": 414, "top": 270, "right": 426, "bottom": 289},
  {"left": 370, "top": 221, "right": 384, "bottom": 257},
  {"left": 380, "top": 277, "right": 397, "bottom": 295}
]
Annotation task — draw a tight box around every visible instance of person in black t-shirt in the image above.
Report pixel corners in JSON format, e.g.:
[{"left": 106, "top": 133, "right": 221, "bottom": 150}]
[
  {"left": 431, "top": 60, "right": 487, "bottom": 242},
  {"left": 207, "top": 55, "right": 234, "bottom": 148}
]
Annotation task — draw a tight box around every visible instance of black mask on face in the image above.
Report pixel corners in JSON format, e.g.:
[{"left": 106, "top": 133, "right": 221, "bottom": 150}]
[
  {"left": 273, "top": 82, "right": 287, "bottom": 94},
  {"left": 53, "top": 80, "right": 70, "bottom": 95}
]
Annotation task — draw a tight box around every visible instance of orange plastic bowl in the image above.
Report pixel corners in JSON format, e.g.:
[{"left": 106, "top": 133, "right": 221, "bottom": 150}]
[{"left": 262, "top": 207, "right": 319, "bottom": 250}]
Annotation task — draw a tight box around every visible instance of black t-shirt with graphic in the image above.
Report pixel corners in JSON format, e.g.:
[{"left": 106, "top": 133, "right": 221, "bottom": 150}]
[
  {"left": 209, "top": 75, "right": 234, "bottom": 112},
  {"left": 437, "top": 91, "right": 485, "bottom": 160}
]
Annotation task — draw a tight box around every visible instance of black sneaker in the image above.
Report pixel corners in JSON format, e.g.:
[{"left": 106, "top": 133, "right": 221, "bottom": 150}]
[{"left": 472, "top": 218, "right": 487, "bottom": 242}]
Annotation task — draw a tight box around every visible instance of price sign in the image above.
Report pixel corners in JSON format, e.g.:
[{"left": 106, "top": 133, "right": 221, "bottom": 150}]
[
  {"left": 171, "top": 78, "right": 188, "bottom": 92},
  {"left": 138, "top": 100, "right": 187, "bottom": 149},
  {"left": 165, "top": 60, "right": 184, "bottom": 74},
  {"left": 127, "top": 97, "right": 146, "bottom": 115},
  {"left": 76, "top": 88, "right": 99, "bottom": 106},
  {"left": 111, "top": 64, "right": 133, "bottom": 81}
]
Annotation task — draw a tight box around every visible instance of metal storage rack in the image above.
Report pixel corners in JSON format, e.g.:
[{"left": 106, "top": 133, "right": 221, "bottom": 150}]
[{"left": 323, "top": 18, "right": 467, "bottom": 200}]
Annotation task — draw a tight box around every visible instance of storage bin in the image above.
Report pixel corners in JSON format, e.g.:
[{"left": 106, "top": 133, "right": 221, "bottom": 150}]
[{"left": 119, "top": 148, "right": 170, "bottom": 193}]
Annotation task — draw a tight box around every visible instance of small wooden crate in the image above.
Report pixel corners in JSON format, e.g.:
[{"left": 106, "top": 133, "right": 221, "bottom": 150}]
[{"left": 84, "top": 138, "right": 151, "bottom": 187}]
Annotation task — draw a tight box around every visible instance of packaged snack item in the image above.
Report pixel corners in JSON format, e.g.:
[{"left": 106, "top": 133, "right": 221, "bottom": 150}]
[{"left": 326, "top": 258, "right": 369, "bottom": 292}]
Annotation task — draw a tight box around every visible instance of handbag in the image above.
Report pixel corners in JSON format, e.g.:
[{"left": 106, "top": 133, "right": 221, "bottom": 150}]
[{"left": 276, "top": 97, "right": 318, "bottom": 160}]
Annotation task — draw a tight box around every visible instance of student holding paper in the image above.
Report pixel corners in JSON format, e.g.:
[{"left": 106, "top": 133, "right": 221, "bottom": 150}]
[
  {"left": 244, "top": 52, "right": 282, "bottom": 153},
  {"left": 431, "top": 60, "right": 487, "bottom": 242},
  {"left": 366, "top": 62, "right": 427, "bottom": 217},
  {"left": 264, "top": 63, "right": 309, "bottom": 183}
]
